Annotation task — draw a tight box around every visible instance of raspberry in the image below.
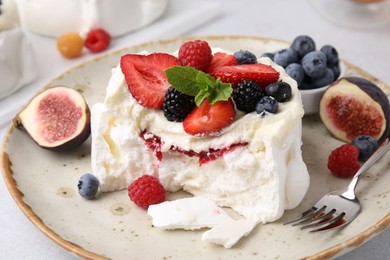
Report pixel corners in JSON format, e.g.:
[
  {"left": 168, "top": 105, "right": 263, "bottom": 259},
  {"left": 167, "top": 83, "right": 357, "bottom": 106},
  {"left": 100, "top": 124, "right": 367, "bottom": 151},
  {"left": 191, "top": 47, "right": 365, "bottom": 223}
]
[
  {"left": 128, "top": 175, "right": 165, "bottom": 209},
  {"left": 178, "top": 40, "right": 212, "bottom": 71},
  {"left": 327, "top": 144, "right": 360, "bottom": 178},
  {"left": 56, "top": 32, "right": 84, "bottom": 58},
  {"left": 84, "top": 28, "right": 111, "bottom": 53}
]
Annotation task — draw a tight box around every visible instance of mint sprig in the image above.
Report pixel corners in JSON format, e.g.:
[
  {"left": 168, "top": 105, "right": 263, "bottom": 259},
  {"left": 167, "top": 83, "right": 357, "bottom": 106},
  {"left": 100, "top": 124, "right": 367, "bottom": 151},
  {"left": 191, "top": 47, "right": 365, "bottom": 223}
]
[{"left": 165, "top": 66, "right": 233, "bottom": 106}]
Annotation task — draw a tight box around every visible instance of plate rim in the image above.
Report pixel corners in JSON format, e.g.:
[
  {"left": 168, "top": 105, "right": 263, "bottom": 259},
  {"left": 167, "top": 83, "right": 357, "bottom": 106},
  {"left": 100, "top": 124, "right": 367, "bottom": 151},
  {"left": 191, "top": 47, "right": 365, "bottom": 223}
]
[{"left": 2, "top": 35, "right": 390, "bottom": 259}]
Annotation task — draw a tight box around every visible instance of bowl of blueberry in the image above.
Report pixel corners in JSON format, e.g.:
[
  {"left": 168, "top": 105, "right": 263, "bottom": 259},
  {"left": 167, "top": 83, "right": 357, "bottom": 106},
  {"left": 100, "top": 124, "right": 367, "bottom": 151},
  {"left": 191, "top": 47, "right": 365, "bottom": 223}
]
[{"left": 262, "top": 35, "right": 344, "bottom": 115}]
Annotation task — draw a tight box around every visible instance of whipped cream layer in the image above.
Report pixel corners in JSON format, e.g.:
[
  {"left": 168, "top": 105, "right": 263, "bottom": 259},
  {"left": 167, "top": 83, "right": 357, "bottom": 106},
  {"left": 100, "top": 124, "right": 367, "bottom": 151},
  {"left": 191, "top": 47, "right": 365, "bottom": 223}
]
[
  {"left": 91, "top": 50, "right": 310, "bottom": 223},
  {"left": 16, "top": 0, "right": 168, "bottom": 37}
]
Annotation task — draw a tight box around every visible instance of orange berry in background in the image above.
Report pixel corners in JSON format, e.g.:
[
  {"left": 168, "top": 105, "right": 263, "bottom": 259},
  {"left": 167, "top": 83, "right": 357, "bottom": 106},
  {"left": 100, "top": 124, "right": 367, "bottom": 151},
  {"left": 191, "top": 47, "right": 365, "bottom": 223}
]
[{"left": 56, "top": 32, "right": 84, "bottom": 59}]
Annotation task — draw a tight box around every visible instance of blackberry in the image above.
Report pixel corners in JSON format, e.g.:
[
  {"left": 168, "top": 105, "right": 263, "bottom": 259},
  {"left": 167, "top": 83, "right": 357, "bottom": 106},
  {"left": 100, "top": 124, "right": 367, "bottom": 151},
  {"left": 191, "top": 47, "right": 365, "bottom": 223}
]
[
  {"left": 233, "top": 80, "right": 264, "bottom": 113},
  {"left": 163, "top": 87, "right": 195, "bottom": 122}
]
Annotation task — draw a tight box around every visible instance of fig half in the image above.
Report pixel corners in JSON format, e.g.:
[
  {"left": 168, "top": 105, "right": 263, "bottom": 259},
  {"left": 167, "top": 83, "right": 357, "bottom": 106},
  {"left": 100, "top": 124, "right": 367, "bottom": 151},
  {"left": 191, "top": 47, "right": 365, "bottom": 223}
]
[
  {"left": 14, "top": 86, "right": 91, "bottom": 151},
  {"left": 319, "top": 77, "right": 390, "bottom": 143}
]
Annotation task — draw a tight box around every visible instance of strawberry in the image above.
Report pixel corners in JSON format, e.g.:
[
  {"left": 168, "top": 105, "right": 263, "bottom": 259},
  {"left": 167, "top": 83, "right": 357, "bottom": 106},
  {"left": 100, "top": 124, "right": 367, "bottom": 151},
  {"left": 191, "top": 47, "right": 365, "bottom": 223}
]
[
  {"left": 210, "top": 64, "right": 280, "bottom": 88},
  {"left": 120, "top": 53, "right": 180, "bottom": 108},
  {"left": 207, "top": 52, "right": 238, "bottom": 73},
  {"left": 183, "top": 99, "right": 235, "bottom": 136}
]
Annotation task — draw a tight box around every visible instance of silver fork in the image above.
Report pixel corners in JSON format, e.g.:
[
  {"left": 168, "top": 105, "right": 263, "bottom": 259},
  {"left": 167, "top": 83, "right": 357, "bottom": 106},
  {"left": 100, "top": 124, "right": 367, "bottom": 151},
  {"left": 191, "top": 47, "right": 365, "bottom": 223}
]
[{"left": 285, "top": 138, "right": 390, "bottom": 232}]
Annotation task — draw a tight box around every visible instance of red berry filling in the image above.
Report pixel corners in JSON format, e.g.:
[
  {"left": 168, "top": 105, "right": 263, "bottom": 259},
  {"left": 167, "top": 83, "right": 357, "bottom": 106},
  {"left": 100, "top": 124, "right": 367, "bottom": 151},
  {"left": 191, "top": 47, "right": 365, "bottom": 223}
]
[
  {"left": 140, "top": 131, "right": 163, "bottom": 161},
  {"left": 171, "top": 142, "right": 248, "bottom": 165},
  {"left": 140, "top": 131, "right": 248, "bottom": 165}
]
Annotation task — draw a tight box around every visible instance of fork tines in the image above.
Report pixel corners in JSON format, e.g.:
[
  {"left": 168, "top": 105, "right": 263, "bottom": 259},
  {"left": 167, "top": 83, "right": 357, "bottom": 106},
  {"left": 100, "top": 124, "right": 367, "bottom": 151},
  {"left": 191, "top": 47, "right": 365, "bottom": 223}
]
[{"left": 284, "top": 206, "right": 347, "bottom": 232}]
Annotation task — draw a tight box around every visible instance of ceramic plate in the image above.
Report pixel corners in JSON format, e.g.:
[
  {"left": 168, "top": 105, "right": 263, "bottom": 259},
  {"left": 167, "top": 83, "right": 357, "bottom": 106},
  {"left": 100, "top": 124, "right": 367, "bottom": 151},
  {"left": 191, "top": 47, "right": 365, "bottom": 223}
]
[{"left": 2, "top": 36, "right": 390, "bottom": 259}]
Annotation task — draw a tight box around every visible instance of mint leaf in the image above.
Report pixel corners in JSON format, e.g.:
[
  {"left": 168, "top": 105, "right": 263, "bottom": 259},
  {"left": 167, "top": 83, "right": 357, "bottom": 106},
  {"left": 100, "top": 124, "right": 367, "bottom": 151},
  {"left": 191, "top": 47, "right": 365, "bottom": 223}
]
[
  {"left": 196, "top": 71, "right": 215, "bottom": 90},
  {"left": 165, "top": 66, "right": 200, "bottom": 96},
  {"left": 209, "top": 78, "right": 233, "bottom": 105},
  {"left": 195, "top": 88, "right": 210, "bottom": 106},
  {"left": 165, "top": 66, "right": 233, "bottom": 106}
]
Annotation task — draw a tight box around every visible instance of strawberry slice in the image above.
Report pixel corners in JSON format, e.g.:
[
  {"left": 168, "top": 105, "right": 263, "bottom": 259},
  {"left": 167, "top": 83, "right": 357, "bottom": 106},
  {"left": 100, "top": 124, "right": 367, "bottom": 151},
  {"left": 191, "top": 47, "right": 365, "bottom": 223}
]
[
  {"left": 207, "top": 52, "right": 238, "bottom": 73},
  {"left": 183, "top": 99, "right": 235, "bottom": 136},
  {"left": 210, "top": 64, "right": 280, "bottom": 88},
  {"left": 120, "top": 53, "right": 180, "bottom": 108}
]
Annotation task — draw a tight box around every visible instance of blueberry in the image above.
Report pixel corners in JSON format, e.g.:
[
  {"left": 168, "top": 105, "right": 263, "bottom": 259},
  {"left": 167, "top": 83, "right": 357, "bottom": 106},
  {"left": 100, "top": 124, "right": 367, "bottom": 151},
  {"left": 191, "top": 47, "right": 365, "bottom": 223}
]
[
  {"left": 310, "top": 68, "right": 334, "bottom": 88},
  {"left": 256, "top": 96, "right": 278, "bottom": 115},
  {"left": 291, "top": 35, "right": 316, "bottom": 59},
  {"left": 328, "top": 64, "right": 341, "bottom": 79},
  {"left": 78, "top": 173, "right": 100, "bottom": 199},
  {"left": 320, "top": 45, "right": 339, "bottom": 65},
  {"left": 260, "top": 52, "right": 275, "bottom": 60},
  {"left": 352, "top": 135, "right": 379, "bottom": 161},
  {"left": 285, "top": 63, "right": 305, "bottom": 85},
  {"left": 299, "top": 80, "right": 312, "bottom": 90},
  {"left": 265, "top": 82, "right": 292, "bottom": 102},
  {"left": 234, "top": 50, "right": 257, "bottom": 64},
  {"left": 302, "top": 51, "right": 327, "bottom": 78},
  {"left": 273, "top": 48, "right": 298, "bottom": 68}
]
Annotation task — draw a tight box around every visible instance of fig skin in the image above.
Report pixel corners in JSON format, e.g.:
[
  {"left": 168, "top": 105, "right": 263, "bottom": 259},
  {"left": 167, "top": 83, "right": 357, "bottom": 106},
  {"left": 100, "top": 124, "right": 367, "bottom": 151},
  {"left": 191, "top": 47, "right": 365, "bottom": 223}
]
[
  {"left": 319, "top": 77, "right": 390, "bottom": 143},
  {"left": 13, "top": 86, "right": 91, "bottom": 152}
]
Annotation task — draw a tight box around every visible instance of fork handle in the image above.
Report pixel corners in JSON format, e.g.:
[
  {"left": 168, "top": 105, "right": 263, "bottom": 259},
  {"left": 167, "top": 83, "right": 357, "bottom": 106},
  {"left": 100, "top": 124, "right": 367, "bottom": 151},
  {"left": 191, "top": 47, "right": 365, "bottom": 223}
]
[{"left": 343, "top": 138, "right": 390, "bottom": 200}]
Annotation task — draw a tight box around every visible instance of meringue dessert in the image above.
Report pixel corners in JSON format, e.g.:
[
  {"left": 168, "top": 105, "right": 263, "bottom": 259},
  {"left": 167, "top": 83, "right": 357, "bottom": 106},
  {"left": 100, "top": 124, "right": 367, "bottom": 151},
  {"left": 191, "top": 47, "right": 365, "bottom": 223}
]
[{"left": 91, "top": 41, "right": 310, "bottom": 224}]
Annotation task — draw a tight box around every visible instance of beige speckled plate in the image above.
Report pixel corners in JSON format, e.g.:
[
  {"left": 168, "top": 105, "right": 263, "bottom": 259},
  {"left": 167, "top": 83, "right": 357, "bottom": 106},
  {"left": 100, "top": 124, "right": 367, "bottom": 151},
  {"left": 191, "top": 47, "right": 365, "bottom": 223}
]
[{"left": 2, "top": 36, "right": 390, "bottom": 260}]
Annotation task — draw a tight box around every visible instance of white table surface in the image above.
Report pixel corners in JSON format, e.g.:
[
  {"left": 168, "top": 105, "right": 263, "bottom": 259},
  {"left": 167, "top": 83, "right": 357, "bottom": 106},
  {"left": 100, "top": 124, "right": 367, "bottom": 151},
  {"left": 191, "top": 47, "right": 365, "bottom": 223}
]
[{"left": 1, "top": 0, "right": 389, "bottom": 259}]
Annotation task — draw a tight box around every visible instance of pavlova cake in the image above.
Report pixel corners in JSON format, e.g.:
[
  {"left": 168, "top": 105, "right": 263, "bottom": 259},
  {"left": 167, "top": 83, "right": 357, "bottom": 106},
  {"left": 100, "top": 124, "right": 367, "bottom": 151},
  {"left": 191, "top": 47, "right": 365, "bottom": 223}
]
[
  {"left": 0, "top": 0, "right": 36, "bottom": 99},
  {"left": 91, "top": 40, "right": 310, "bottom": 224}
]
